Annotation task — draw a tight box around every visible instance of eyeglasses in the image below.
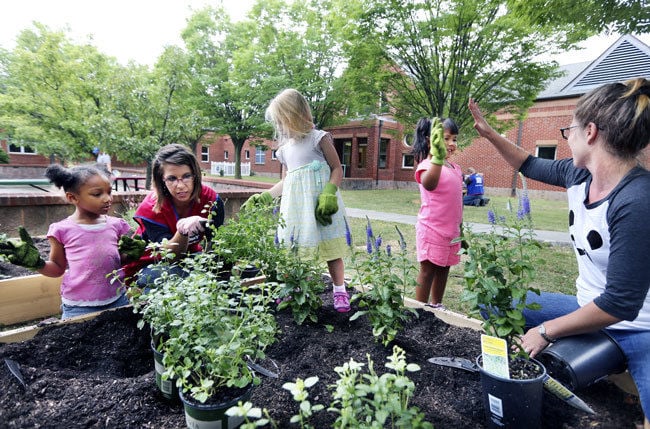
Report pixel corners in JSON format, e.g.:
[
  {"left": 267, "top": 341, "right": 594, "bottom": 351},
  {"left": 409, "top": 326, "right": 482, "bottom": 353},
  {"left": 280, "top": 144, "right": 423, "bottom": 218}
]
[
  {"left": 163, "top": 173, "right": 194, "bottom": 187},
  {"left": 559, "top": 126, "right": 579, "bottom": 140}
]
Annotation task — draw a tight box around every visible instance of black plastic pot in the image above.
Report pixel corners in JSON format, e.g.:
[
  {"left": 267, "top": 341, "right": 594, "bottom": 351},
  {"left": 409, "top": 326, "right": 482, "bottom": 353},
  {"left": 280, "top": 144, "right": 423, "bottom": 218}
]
[
  {"left": 476, "top": 355, "right": 546, "bottom": 429},
  {"left": 179, "top": 384, "right": 253, "bottom": 429},
  {"left": 538, "top": 330, "right": 627, "bottom": 391},
  {"left": 150, "top": 341, "right": 179, "bottom": 402}
]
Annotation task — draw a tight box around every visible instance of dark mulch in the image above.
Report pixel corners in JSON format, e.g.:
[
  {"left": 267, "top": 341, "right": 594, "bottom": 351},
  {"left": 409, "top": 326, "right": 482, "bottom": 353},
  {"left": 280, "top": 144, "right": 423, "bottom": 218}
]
[{"left": 0, "top": 286, "right": 644, "bottom": 428}]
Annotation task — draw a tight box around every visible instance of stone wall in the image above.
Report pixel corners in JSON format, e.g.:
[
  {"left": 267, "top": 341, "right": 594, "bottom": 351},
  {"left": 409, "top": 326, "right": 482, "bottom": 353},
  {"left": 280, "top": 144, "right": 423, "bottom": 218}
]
[{"left": 0, "top": 187, "right": 257, "bottom": 237}]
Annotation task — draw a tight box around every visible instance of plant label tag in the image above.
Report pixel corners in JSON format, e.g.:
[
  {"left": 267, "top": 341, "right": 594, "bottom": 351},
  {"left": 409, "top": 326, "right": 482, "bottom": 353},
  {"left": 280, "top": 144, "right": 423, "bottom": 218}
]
[{"left": 481, "top": 334, "right": 509, "bottom": 379}]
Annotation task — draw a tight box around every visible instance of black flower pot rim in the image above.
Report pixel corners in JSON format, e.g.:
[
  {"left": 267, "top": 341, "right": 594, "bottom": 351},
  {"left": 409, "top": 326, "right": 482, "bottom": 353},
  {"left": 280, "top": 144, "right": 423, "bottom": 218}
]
[
  {"left": 179, "top": 383, "right": 254, "bottom": 410},
  {"left": 476, "top": 354, "right": 547, "bottom": 383}
]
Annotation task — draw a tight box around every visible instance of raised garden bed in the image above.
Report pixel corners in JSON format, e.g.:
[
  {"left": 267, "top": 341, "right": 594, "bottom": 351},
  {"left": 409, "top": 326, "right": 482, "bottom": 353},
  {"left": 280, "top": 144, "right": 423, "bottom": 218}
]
[{"left": 0, "top": 278, "right": 643, "bottom": 428}]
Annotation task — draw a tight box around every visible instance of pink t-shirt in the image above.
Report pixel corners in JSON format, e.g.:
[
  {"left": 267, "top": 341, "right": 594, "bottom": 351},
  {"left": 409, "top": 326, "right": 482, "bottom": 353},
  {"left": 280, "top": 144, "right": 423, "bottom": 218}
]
[
  {"left": 415, "top": 160, "right": 463, "bottom": 241},
  {"left": 48, "top": 216, "right": 131, "bottom": 306}
]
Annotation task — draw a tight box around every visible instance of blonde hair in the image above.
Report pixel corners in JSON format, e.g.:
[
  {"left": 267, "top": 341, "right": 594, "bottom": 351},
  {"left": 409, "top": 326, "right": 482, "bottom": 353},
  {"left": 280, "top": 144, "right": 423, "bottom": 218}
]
[{"left": 265, "top": 89, "right": 314, "bottom": 141}]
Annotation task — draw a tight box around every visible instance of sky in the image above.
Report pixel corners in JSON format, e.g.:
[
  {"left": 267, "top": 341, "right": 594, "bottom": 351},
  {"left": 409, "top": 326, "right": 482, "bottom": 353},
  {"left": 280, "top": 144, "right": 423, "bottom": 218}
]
[
  {"left": 0, "top": 0, "right": 255, "bottom": 66},
  {"left": 1, "top": 1, "right": 649, "bottom": 67}
]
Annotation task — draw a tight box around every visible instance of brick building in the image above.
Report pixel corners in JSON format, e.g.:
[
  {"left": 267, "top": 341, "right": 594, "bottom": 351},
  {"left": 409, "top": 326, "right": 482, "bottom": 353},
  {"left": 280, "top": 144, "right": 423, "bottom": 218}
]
[{"left": 453, "top": 34, "right": 650, "bottom": 199}]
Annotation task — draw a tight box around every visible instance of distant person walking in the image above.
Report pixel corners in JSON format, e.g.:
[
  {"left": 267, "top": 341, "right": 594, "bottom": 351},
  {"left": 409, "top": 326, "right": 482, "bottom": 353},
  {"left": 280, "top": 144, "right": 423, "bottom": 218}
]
[{"left": 96, "top": 151, "right": 112, "bottom": 173}]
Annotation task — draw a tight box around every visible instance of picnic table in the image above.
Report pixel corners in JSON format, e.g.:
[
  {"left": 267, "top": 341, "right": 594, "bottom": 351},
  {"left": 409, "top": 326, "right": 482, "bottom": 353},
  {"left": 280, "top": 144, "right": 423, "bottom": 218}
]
[
  {"left": 112, "top": 176, "right": 147, "bottom": 191},
  {"left": 0, "top": 179, "right": 52, "bottom": 192}
]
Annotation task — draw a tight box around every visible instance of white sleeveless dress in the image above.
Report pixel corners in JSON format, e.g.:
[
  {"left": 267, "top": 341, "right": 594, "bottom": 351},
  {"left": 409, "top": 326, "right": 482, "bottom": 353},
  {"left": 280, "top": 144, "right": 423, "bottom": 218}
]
[{"left": 276, "top": 129, "right": 348, "bottom": 261}]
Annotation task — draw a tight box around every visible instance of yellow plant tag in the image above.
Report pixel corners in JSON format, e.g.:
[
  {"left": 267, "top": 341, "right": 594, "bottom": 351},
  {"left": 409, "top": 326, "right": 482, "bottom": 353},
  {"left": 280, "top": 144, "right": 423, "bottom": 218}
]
[{"left": 480, "top": 334, "right": 509, "bottom": 379}]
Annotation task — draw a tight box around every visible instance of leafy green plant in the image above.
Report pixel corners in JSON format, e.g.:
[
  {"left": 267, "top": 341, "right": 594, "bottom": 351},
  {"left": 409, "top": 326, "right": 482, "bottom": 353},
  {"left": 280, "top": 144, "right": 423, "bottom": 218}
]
[
  {"left": 205, "top": 199, "right": 283, "bottom": 281},
  {"left": 227, "top": 346, "right": 431, "bottom": 429},
  {"left": 282, "top": 376, "right": 324, "bottom": 428},
  {"left": 274, "top": 242, "right": 326, "bottom": 325},
  {"left": 328, "top": 346, "right": 432, "bottom": 429},
  {"left": 349, "top": 218, "right": 418, "bottom": 346},
  {"left": 160, "top": 272, "right": 279, "bottom": 403},
  {"left": 461, "top": 195, "right": 542, "bottom": 357},
  {"left": 129, "top": 237, "right": 280, "bottom": 404}
]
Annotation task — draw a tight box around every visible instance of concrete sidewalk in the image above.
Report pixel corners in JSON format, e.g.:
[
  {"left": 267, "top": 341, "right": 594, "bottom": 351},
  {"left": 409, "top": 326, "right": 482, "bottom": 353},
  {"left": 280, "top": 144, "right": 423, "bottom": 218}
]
[{"left": 345, "top": 207, "right": 572, "bottom": 246}]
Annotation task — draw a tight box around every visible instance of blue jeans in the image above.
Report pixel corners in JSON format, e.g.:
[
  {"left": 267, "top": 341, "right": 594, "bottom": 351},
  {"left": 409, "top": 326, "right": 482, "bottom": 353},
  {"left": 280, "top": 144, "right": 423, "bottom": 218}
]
[
  {"left": 61, "top": 292, "right": 130, "bottom": 320},
  {"left": 523, "top": 291, "right": 650, "bottom": 418}
]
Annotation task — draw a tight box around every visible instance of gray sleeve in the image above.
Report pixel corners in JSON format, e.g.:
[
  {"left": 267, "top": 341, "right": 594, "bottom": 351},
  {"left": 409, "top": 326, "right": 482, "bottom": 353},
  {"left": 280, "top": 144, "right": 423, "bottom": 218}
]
[
  {"left": 594, "top": 172, "right": 650, "bottom": 320},
  {"left": 519, "top": 156, "right": 590, "bottom": 189}
]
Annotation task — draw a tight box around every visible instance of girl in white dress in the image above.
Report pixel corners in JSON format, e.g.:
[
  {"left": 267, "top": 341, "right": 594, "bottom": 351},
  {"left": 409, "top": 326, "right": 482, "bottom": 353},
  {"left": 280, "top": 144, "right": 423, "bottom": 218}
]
[{"left": 247, "top": 88, "right": 350, "bottom": 312}]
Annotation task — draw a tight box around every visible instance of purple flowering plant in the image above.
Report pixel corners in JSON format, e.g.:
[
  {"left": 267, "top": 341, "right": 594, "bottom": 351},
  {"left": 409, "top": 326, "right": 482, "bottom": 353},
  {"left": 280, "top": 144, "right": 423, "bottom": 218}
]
[
  {"left": 461, "top": 195, "right": 542, "bottom": 357},
  {"left": 347, "top": 217, "right": 418, "bottom": 346}
]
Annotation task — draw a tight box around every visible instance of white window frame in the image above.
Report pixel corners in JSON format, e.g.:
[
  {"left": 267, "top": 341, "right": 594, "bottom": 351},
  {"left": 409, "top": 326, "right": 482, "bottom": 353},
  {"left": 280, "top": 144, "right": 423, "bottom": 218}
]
[{"left": 201, "top": 146, "right": 209, "bottom": 162}]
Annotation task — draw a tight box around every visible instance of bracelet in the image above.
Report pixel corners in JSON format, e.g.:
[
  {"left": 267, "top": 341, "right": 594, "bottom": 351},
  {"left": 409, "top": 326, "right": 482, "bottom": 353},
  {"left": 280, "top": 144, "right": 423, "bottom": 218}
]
[{"left": 538, "top": 323, "right": 556, "bottom": 343}]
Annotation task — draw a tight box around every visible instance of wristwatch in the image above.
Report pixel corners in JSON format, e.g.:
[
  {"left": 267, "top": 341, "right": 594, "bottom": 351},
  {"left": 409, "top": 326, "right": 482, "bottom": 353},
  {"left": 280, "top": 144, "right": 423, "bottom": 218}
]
[{"left": 538, "top": 323, "right": 556, "bottom": 343}]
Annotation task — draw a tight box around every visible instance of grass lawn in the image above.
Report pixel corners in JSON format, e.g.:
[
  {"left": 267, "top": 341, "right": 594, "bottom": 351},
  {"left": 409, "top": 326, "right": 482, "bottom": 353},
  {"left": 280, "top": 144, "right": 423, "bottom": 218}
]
[
  {"left": 216, "top": 178, "right": 577, "bottom": 314},
  {"left": 340, "top": 189, "right": 569, "bottom": 232},
  {"left": 343, "top": 202, "right": 577, "bottom": 316}
]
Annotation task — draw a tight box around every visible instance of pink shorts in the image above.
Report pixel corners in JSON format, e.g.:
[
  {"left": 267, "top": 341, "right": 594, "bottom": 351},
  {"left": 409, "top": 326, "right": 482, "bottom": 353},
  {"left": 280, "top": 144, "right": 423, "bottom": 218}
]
[{"left": 416, "top": 227, "right": 461, "bottom": 267}]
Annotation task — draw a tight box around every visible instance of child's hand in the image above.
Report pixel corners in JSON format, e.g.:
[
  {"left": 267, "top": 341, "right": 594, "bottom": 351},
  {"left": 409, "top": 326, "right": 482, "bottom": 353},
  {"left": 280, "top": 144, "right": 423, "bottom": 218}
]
[
  {"left": 429, "top": 117, "right": 447, "bottom": 165},
  {"left": 241, "top": 191, "right": 273, "bottom": 212},
  {"left": 0, "top": 226, "right": 46, "bottom": 270},
  {"left": 119, "top": 235, "right": 147, "bottom": 260},
  {"left": 316, "top": 183, "right": 338, "bottom": 215}
]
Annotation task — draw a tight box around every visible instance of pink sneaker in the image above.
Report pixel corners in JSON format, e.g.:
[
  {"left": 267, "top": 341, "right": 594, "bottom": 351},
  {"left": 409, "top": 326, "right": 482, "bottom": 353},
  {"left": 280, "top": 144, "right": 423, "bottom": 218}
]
[{"left": 333, "top": 291, "right": 350, "bottom": 313}]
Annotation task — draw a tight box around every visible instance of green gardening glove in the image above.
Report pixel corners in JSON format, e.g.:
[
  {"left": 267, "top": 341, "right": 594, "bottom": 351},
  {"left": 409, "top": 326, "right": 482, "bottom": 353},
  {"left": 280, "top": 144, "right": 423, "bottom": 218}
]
[
  {"left": 0, "top": 226, "right": 46, "bottom": 270},
  {"left": 241, "top": 191, "right": 274, "bottom": 212},
  {"left": 429, "top": 117, "right": 447, "bottom": 165},
  {"left": 315, "top": 183, "right": 338, "bottom": 226},
  {"left": 119, "top": 234, "right": 147, "bottom": 260},
  {"left": 315, "top": 210, "right": 333, "bottom": 226}
]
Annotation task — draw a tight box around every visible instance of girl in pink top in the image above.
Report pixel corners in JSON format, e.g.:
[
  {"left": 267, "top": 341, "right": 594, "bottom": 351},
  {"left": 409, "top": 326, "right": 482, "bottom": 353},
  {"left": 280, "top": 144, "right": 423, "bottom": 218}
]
[
  {"left": 411, "top": 117, "right": 463, "bottom": 308},
  {"left": 40, "top": 164, "right": 132, "bottom": 319}
]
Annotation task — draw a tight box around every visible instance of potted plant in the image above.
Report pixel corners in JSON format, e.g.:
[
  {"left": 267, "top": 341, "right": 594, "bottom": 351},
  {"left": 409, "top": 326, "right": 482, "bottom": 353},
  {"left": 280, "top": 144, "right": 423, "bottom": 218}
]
[
  {"left": 157, "top": 268, "right": 279, "bottom": 428},
  {"left": 204, "top": 199, "right": 281, "bottom": 282},
  {"left": 461, "top": 197, "right": 547, "bottom": 429}
]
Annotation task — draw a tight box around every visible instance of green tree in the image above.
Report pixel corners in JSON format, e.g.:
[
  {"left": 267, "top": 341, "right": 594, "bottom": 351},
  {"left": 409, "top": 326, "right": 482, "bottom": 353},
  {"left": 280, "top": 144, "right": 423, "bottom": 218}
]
[
  {"left": 346, "top": 0, "right": 571, "bottom": 142},
  {"left": 182, "top": 1, "right": 364, "bottom": 179},
  {"left": 182, "top": 7, "right": 272, "bottom": 179},
  {"left": 241, "top": 0, "right": 355, "bottom": 129},
  {"left": 97, "top": 46, "right": 207, "bottom": 187},
  {"left": 507, "top": 0, "right": 649, "bottom": 36},
  {"left": 0, "top": 23, "right": 115, "bottom": 162}
]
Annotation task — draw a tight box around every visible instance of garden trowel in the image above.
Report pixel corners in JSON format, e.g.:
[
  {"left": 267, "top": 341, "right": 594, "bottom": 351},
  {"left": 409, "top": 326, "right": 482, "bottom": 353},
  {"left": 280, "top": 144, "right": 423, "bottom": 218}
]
[{"left": 427, "top": 356, "right": 595, "bottom": 415}]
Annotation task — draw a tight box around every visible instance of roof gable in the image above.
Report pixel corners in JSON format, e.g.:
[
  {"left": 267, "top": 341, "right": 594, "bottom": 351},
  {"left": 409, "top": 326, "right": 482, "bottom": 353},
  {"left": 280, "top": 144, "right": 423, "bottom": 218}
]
[{"left": 538, "top": 34, "right": 650, "bottom": 100}]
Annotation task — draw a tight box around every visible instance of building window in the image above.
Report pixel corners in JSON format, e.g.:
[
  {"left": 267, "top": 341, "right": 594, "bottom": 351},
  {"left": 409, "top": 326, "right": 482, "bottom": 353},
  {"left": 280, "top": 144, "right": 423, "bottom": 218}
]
[
  {"left": 357, "top": 138, "right": 367, "bottom": 168},
  {"left": 536, "top": 146, "right": 556, "bottom": 160},
  {"left": 272, "top": 150, "right": 277, "bottom": 160},
  {"left": 378, "top": 138, "right": 389, "bottom": 169},
  {"left": 201, "top": 146, "right": 209, "bottom": 162},
  {"left": 8, "top": 143, "right": 36, "bottom": 154},
  {"left": 402, "top": 154, "right": 414, "bottom": 169},
  {"left": 255, "top": 147, "right": 265, "bottom": 164},
  {"left": 224, "top": 150, "right": 229, "bottom": 160},
  {"left": 245, "top": 150, "right": 250, "bottom": 160}
]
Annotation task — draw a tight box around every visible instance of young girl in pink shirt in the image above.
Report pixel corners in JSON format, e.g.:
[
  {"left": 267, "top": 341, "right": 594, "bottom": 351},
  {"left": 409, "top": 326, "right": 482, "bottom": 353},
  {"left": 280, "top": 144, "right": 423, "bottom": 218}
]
[
  {"left": 40, "top": 164, "right": 132, "bottom": 319},
  {"left": 411, "top": 117, "right": 463, "bottom": 308}
]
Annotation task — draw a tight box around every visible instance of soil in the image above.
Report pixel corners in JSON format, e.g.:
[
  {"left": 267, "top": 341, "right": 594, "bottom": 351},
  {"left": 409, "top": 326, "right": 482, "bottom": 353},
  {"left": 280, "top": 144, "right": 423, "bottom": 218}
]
[{"left": 0, "top": 240, "right": 644, "bottom": 428}]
